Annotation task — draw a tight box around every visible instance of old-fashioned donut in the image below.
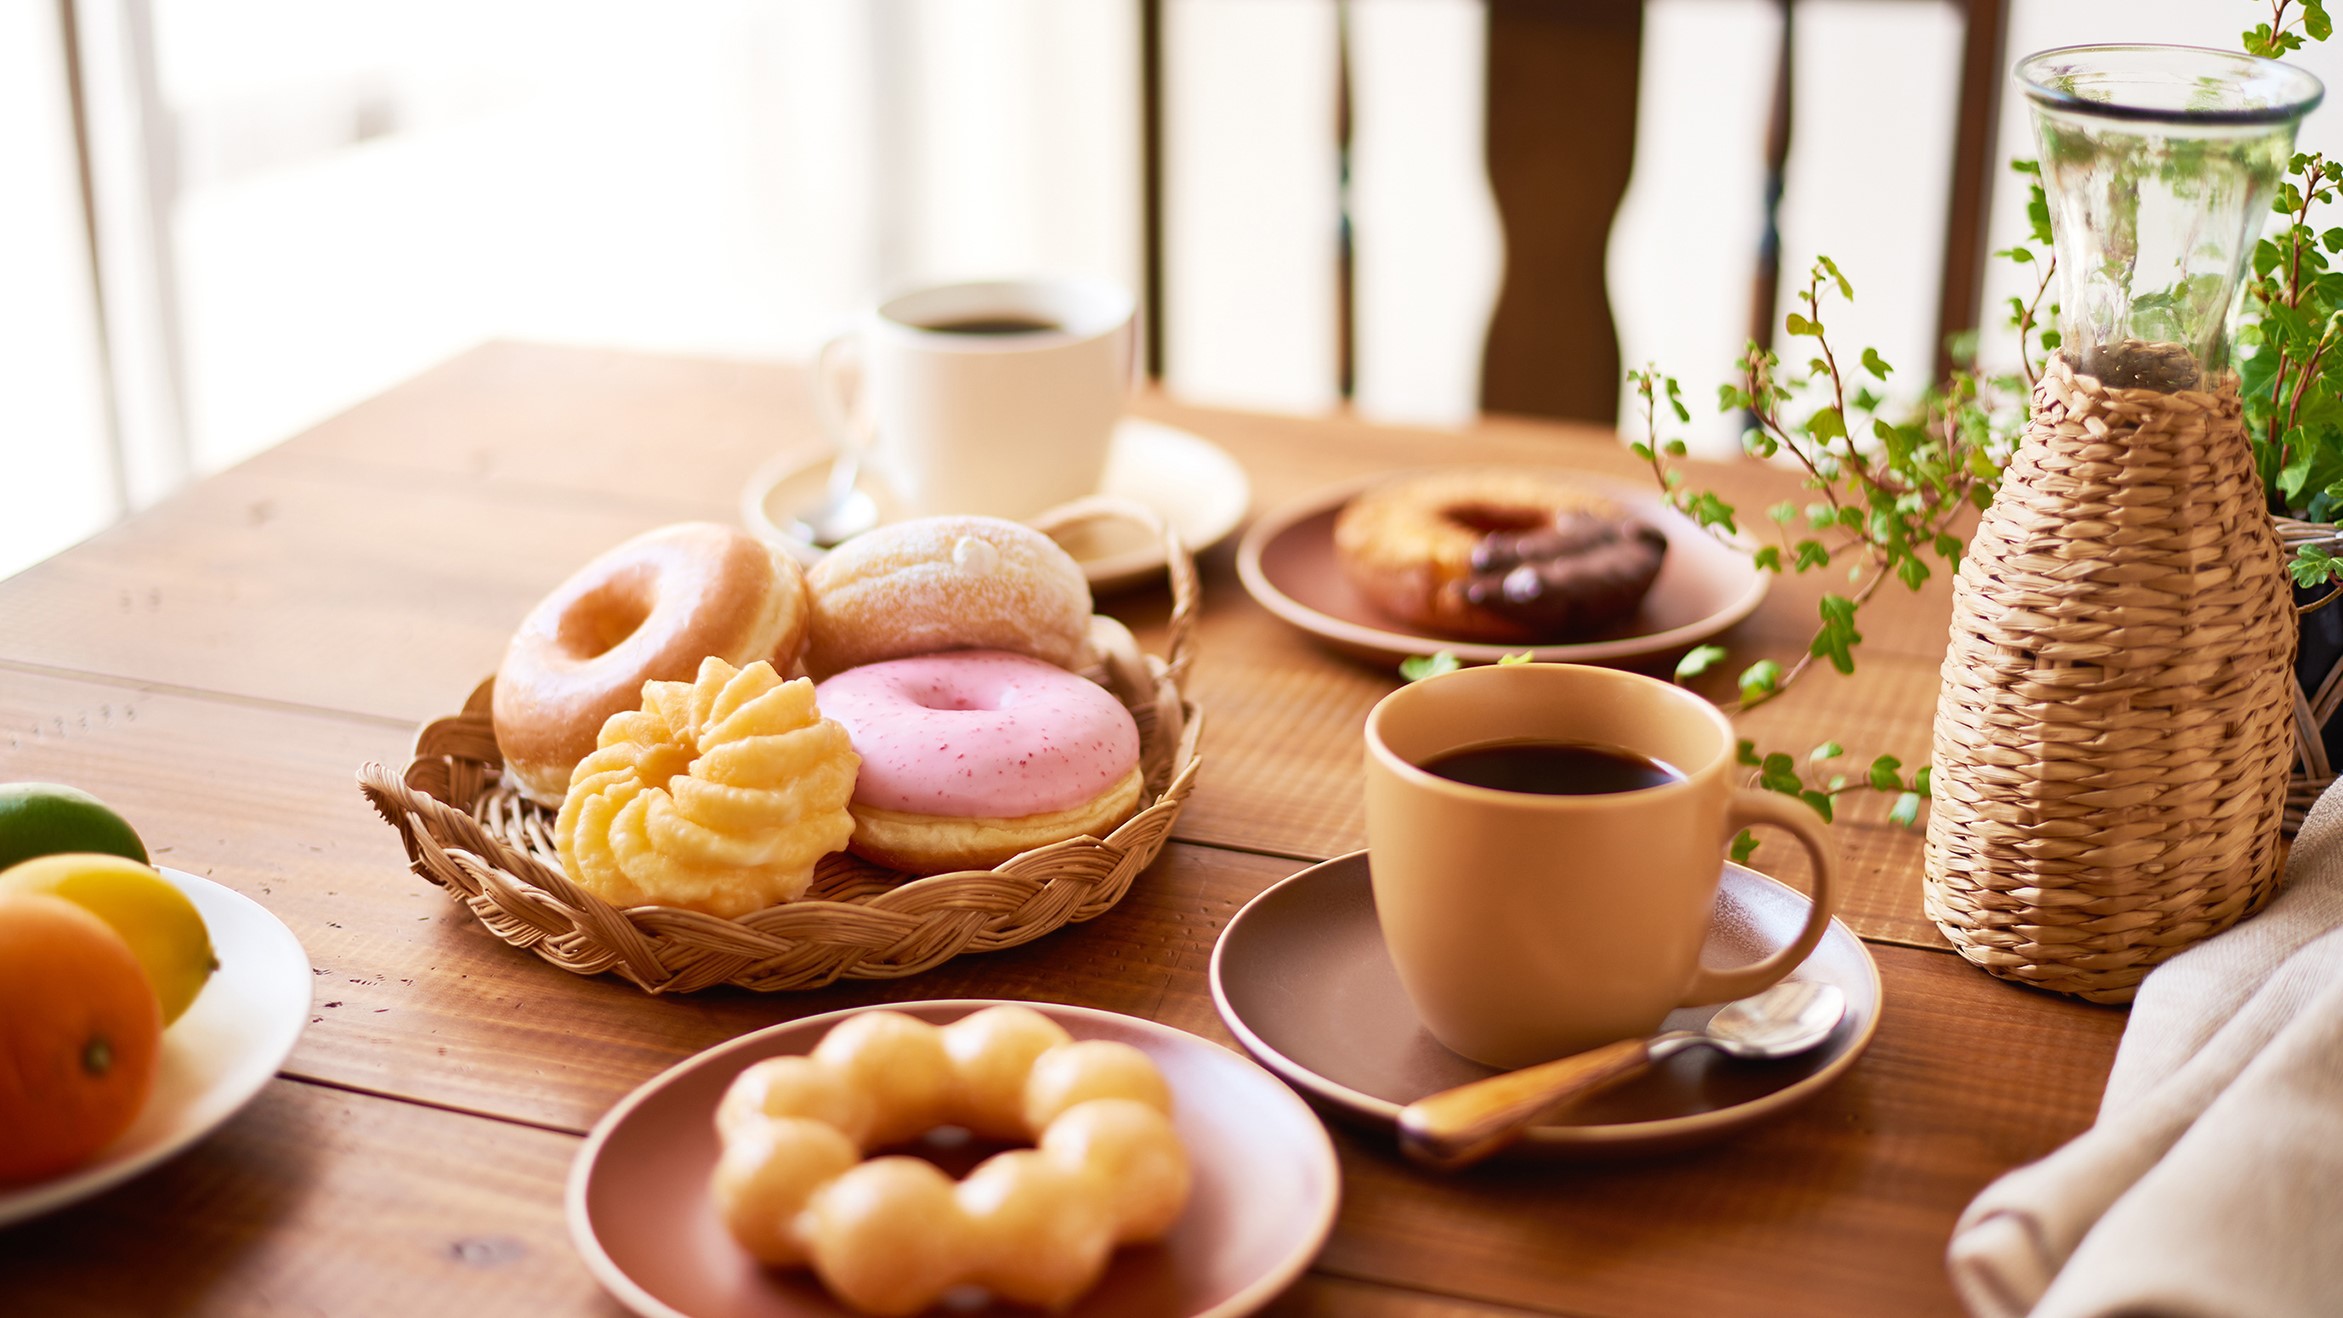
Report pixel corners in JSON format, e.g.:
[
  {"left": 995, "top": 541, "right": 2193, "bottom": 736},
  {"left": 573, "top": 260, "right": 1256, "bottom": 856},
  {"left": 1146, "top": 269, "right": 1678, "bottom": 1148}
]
[
  {"left": 494, "top": 522, "right": 812, "bottom": 805},
  {"left": 711, "top": 1005, "right": 1190, "bottom": 1315},
  {"left": 1333, "top": 469, "right": 1668, "bottom": 642}
]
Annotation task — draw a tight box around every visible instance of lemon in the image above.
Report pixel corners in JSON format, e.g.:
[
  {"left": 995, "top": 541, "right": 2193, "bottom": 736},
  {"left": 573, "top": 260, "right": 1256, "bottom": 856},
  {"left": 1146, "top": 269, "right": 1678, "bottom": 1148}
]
[
  {"left": 0, "top": 782, "right": 148, "bottom": 871},
  {"left": 0, "top": 853, "right": 217, "bottom": 1025}
]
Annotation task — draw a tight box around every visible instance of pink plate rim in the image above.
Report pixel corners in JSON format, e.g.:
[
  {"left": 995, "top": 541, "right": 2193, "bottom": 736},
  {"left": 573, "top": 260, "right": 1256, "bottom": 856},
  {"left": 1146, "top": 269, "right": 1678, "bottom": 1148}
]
[{"left": 566, "top": 998, "right": 1342, "bottom": 1318}]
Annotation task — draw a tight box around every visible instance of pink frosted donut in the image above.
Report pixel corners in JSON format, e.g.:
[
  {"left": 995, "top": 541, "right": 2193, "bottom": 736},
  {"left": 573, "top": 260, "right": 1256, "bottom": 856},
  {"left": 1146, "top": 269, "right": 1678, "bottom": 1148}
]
[{"left": 813, "top": 651, "right": 1143, "bottom": 873}]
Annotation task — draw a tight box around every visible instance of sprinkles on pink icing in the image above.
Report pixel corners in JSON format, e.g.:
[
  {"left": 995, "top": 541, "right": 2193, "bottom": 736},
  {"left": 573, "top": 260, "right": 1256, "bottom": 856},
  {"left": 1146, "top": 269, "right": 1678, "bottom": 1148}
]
[{"left": 813, "top": 651, "right": 1141, "bottom": 816}]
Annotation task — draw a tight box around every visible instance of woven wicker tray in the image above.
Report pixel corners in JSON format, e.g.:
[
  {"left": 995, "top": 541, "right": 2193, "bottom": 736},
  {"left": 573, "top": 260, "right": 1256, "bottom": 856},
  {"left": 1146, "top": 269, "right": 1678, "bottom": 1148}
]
[{"left": 358, "top": 520, "right": 1201, "bottom": 994}]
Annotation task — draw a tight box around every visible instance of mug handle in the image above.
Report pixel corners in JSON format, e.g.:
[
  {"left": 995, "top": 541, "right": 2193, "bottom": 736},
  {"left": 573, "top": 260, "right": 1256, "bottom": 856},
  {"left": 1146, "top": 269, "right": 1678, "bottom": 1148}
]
[
  {"left": 809, "top": 330, "right": 868, "bottom": 459},
  {"left": 1677, "top": 789, "right": 1840, "bottom": 1006}
]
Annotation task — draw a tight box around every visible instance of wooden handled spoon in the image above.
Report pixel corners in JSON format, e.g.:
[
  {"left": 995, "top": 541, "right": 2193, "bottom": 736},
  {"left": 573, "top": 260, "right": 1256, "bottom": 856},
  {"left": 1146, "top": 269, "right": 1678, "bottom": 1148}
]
[{"left": 1396, "top": 980, "right": 1847, "bottom": 1170}]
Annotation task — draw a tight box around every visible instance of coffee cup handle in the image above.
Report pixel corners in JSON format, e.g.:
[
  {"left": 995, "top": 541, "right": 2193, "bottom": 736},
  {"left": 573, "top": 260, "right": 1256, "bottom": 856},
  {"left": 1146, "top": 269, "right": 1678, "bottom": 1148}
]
[
  {"left": 1677, "top": 789, "right": 1841, "bottom": 1006},
  {"left": 810, "top": 330, "right": 867, "bottom": 458}
]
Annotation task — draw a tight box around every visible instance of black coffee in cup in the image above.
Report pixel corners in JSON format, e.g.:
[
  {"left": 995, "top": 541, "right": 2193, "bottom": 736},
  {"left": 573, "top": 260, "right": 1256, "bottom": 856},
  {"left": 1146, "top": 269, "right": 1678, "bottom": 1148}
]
[
  {"left": 1421, "top": 740, "right": 1683, "bottom": 796},
  {"left": 921, "top": 316, "right": 1062, "bottom": 336}
]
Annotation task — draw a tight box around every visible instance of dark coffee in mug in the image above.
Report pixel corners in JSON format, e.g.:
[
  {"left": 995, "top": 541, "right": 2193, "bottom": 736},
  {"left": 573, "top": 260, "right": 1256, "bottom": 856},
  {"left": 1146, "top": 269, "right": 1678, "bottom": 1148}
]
[
  {"left": 1420, "top": 740, "right": 1682, "bottom": 796},
  {"left": 920, "top": 316, "right": 1062, "bottom": 336}
]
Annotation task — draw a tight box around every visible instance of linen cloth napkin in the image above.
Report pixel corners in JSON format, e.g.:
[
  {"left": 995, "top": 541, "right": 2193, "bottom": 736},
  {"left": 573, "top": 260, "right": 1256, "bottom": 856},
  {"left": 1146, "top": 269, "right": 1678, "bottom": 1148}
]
[{"left": 1946, "top": 781, "right": 2343, "bottom": 1318}]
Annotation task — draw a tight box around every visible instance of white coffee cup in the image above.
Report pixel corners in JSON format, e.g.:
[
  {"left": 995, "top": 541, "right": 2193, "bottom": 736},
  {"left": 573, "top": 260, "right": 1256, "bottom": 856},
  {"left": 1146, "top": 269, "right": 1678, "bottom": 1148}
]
[{"left": 814, "top": 278, "right": 1136, "bottom": 522}]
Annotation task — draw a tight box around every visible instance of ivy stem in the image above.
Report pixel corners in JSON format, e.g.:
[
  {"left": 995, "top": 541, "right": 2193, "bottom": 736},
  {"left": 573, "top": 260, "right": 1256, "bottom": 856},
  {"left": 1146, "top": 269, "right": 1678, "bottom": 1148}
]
[
  {"left": 2018, "top": 254, "right": 2058, "bottom": 390},
  {"left": 1733, "top": 563, "right": 1891, "bottom": 713}
]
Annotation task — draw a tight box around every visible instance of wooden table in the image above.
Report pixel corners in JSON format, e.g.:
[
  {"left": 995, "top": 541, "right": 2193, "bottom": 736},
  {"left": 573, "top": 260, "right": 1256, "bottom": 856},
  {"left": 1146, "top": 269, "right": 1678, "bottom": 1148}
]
[{"left": 0, "top": 342, "right": 2125, "bottom": 1316}]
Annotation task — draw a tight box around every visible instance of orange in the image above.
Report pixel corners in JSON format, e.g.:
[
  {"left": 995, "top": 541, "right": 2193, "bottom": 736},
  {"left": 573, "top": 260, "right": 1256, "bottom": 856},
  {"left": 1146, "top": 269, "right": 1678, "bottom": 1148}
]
[
  {"left": 0, "top": 892, "right": 162, "bottom": 1183},
  {"left": 0, "top": 782, "right": 148, "bottom": 872}
]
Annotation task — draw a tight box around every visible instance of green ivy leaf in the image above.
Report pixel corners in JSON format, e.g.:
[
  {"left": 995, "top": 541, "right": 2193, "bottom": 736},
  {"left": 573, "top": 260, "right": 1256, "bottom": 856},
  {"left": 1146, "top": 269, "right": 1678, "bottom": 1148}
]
[
  {"left": 1675, "top": 644, "right": 1728, "bottom": 681},
  {"left": 1869, "top": 754, "right": 1903, "bottom": 792},
  {"left": 1799, "top": 790, "right": 1834, "bottom": 823},
  {"left": 1736, "top": 738, "right": 1762, "bottom": 767},
  {"left": 1794, "top": 539, "right": 1832, "bottom": 572},
  {"left": 1767, "top": 501, "right": 1797, "bottom": 523},
  {"left": 1495, "top": 652, "right": 1534, "bottom": 666},
  {"left": 1759, "top": 752, "right": 1802, "bottom": 795},
  {"left": 1808, "top": 740, "right": 1843, "bottom": 763},
  {"left": 2291, "top": 543, "right": 2340, "bottom": 588},
  {"left": 1740, "top": 659, "right": 1784, "bottom": 701},
  {"left": 1816, "top": 254, "right": 1853, "bottom": 300},
  {"left": 1807, "top": 407, "right": 1848, "bottom": 444},
  {"left": 1752, "top": 546, "right": 1783, "bottom": 573},
  {"left": 1730, "top": 829, "right": 1760, "bottom": 864},
  {"left": 1684, "top": 491, "right": 1740, "bottom": 534},
  {"left": 1888, "top": 791, "right": 1922, "bottom": 829},
  {"left": 1812, "top": 594, "right": 1862, "bottom": 675},
  {"left": 1913, "top": 765, "right": 1933, "bottom": 797},
  {"left": 1399, "top": 652, "right": 1459, "bottom": 682},
  {"left": 1786, "top": 312, "right": 1822, "bottom": 338},
  {"left": 2309, "top": 0, "right": 2333, "bottom": 42}
]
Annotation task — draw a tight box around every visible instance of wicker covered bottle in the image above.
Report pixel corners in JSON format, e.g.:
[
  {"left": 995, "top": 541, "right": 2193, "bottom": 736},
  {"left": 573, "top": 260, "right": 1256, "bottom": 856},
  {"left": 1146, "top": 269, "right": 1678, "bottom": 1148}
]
[{"left": 1925, "top": 46, "right": 2322, "bottom": 1002}]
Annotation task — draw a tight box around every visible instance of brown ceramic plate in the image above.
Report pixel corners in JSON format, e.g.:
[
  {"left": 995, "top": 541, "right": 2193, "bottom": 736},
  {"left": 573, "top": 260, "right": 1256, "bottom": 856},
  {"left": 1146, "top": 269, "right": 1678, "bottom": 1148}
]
[
  {"left": 569, "top": 1001, "right": 1339, "bottom": 1318},
  {"left": 1234, "top": 469, "right": 1768, "bottom": 667},
  {"left": 1209, "top": 852, "right": 1880, "bottom": 1156}
]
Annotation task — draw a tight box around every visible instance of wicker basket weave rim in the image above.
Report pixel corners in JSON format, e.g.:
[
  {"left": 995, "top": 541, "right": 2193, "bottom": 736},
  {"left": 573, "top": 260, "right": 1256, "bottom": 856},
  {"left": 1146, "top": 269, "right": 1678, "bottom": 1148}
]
[{"left": 358, "top": 507, "right": 1204, "bottom": 993}]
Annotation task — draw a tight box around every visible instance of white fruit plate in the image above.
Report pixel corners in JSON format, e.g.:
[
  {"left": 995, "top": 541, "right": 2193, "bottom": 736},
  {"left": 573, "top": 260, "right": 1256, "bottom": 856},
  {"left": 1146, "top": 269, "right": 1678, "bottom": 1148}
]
[{"left": 0, "top": 867, "right": 311, "bottom": 1227}]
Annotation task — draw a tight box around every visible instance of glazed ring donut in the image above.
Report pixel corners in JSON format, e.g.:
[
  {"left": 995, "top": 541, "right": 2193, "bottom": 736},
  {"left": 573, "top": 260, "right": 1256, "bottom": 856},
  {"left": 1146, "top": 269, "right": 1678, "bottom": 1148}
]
[
  {"left": 804, "top": 516, "right": 1092, "bottom": 679},
  {"left": 711, "top": 1006, "right": 1190, "bottom": 1316},
  {"left": 1333, "top": 468, "right": 1668, "bottom": 642},
  {"left": 494, "top": 522, "right": 812, "bottom": 804},
  {"left": 812, "top": 651, "right": 1143, "bottom": 873}
]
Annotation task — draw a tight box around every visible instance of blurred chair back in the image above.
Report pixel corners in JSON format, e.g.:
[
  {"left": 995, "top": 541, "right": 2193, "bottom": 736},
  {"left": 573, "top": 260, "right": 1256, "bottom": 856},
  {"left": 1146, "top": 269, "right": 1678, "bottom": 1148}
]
[{"left": 1139, "top": 0, "right": 2011, "bottom": 426}]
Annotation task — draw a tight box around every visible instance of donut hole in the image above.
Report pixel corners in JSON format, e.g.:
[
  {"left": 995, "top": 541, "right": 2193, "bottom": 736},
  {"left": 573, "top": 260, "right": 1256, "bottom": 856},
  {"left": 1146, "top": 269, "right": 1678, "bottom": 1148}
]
[
  {"left": 882, "top": 1124, "right": 1020, "bottom": 1179},
  {"left": 1439, "top": 502, "right": 1551, "bottom": 535},
  {"left": 558, "top": 574, "right": 655, "bottom": 659},
  {"left": 907, "top": 684, "right": 995, "bottom": 714}
]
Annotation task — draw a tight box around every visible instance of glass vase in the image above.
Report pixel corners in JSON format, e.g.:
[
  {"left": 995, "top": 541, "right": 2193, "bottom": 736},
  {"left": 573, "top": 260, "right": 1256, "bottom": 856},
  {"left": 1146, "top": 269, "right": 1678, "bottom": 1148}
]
[{"left": 1924, "top": 45, "right": 2322, "bottom": 1002}]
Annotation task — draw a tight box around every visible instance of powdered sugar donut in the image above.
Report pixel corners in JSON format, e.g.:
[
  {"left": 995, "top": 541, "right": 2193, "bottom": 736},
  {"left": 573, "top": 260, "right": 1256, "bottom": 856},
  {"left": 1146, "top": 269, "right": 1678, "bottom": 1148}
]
[
  {"left": 814, "top": 650, "right": 1143, "bottom": 872},
  {"left": 803, "top": 516, "right": 1092, "bottom": 679}
]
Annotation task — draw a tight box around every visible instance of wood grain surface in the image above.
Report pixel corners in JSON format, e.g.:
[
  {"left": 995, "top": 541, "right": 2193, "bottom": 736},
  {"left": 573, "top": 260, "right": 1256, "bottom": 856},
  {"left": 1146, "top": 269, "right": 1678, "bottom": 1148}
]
[{"left": 0, "top": 342, "right": 2122, "bottom": 1316}]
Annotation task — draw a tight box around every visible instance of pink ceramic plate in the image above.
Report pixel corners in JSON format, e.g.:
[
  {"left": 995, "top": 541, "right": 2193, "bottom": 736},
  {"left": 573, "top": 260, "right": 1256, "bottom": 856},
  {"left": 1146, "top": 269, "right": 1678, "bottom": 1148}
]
[
  {"left": 1234, "top": 469, "right": 1768, "bottom": 668},
  {"left": 1209, "top": 852, "right": 1880, "bottom": 1156},
  {"left": 569, "top": 1001, "right": 1340, "bottom": 1318}
]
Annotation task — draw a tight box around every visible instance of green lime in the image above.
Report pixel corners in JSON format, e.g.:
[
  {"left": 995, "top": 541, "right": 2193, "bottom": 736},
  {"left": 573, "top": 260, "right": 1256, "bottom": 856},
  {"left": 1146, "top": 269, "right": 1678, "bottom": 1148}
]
[{"left": 0, "top": 783, "right": 149, "bottom": 871}]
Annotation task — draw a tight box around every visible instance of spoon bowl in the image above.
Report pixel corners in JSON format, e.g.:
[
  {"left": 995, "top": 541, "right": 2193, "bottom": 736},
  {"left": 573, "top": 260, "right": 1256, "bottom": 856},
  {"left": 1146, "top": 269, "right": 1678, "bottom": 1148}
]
[
  {"left": 1398, "top": 980, "right": 1848, "bottom": 1170},
  {"left": 783, "top": 446, "right": 880, "bottom": 548}
]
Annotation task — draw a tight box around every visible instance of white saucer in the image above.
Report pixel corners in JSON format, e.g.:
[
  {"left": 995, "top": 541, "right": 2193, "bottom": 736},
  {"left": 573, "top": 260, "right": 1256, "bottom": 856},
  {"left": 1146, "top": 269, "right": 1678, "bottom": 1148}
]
[
  {"left": 741, "top": 418, "right": 1250, "bottom": 595},
  {"left": 0, "top": 867, "right": 312, "bottom": 1226}
]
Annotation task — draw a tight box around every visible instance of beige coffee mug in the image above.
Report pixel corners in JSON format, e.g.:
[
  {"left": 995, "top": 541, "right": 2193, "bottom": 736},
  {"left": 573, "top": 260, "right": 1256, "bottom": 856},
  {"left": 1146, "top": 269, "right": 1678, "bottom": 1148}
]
[
  {"left": 813, "top": 278, "right": 1135, "bottom": 522},
  {"left": 1364, "top": 662, "right": 1840, "bottom": 1069}
]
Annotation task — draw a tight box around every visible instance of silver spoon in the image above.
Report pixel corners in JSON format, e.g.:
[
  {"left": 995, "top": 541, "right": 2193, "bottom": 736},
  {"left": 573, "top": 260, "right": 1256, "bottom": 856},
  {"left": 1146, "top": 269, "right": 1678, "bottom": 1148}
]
[
  {"left": 1397, "top": 980, "right": 1847, "bottom": 1170},
  {"left": 780, "top": 440, "right": 879, "bottom": 548}
]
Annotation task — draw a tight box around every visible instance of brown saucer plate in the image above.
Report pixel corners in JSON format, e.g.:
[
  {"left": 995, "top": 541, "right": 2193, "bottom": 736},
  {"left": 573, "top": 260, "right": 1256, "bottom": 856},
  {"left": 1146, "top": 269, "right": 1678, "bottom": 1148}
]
[
  {"left": 1208, "top": 852, "right": 1880, "bottom": 1157},
  {"left": 569, "top": 1000, "right": 1339, "bottom": 1318},
  {"left": 1234, "top": 469, "right": 1768, "bottom": 668}
]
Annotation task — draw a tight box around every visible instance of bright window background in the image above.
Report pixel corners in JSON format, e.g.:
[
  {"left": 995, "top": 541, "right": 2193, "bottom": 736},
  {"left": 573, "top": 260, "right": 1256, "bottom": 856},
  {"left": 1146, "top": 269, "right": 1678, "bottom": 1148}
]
[{"left": 9, "top": 0, "right": 2343, "bottom": 581}]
